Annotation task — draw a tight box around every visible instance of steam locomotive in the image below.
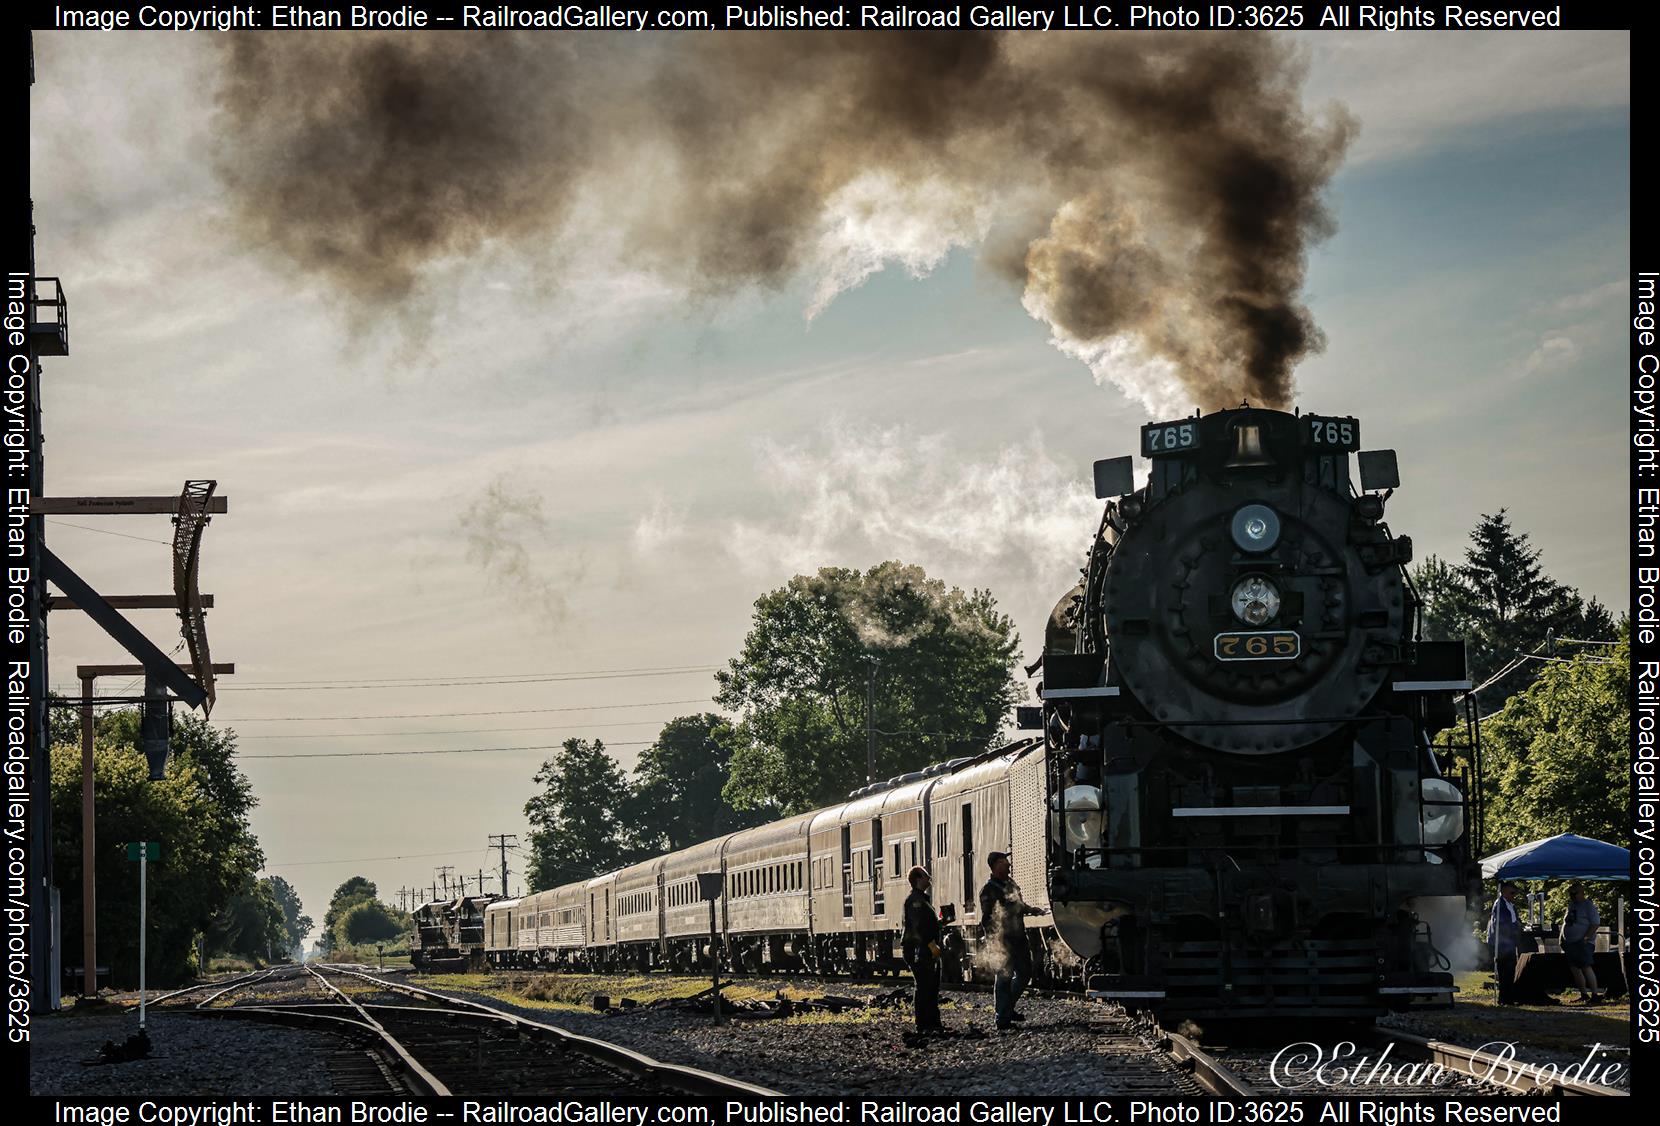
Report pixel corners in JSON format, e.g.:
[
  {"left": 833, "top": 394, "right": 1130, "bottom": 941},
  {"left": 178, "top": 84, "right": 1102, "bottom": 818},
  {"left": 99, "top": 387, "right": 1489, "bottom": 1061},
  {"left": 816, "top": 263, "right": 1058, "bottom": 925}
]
[
  {"left": 1041, "top": 404, "right": 1479, "bottom": 1019},
  {"left": 420, "top": 404, "right": 1479, "bottom": 1023}
]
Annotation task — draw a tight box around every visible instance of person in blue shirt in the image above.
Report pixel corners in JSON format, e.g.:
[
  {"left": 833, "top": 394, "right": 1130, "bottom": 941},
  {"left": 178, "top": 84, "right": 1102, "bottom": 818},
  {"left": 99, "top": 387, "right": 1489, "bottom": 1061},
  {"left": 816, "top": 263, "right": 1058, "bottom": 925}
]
[
  {"left": 1485, "top": 881, "right": 1522, "bottom": 1005},
  {"left": 1560, "top": 883, "right": 1602, "bottom": 1004}
]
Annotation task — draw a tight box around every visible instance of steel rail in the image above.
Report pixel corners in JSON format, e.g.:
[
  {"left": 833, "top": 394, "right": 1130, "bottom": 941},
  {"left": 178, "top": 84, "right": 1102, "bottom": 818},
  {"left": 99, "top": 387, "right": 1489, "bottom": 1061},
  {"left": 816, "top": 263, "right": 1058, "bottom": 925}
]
[
  {"left": 193, "top": 1005, "right": 431, "bottom": 1094},
  {"left": 1159, "top": 1030, "right": 1257, "bottom": 1097},
  {"left": 316, "top": 963, "right": 781, "bottom": 1097},
  {"left": 1369, "top": 1028, "right": 1628, "bottom": 1097},
  {"left": 301, "top": 964, "right": 452, "bottom": 1095},
  {"left": 148, "top": 968, "right": 277, "bottom": 1008}
]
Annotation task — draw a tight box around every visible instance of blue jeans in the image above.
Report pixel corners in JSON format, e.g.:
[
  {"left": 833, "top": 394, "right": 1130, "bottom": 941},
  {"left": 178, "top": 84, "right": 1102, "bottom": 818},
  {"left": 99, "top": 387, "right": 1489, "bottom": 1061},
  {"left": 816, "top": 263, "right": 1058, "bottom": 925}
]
[{"left": 994, "top": 945, "right": 1031, "bottom": 1025}]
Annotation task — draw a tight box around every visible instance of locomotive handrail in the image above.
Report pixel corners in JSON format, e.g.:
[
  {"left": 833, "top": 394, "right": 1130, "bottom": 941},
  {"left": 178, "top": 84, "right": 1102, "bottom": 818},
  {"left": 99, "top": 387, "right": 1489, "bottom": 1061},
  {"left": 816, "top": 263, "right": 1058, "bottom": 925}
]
[
  {"left": 1067, "top": 843, "right": 1468, "bottom": 861},
  {"left": 1109, "top": 711, "right": 1454, "bottom": 728}
]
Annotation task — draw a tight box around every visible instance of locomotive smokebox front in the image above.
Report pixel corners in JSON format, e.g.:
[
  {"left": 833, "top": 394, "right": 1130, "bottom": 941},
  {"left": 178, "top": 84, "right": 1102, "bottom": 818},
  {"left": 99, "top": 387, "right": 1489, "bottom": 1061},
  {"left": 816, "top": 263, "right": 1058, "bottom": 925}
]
[
  {"left": 1040, "top": 404, "right": 1476, "bottom": 1019},
  {"left": 1102, "top": 407, "right": 1406, "bottom": 754}
]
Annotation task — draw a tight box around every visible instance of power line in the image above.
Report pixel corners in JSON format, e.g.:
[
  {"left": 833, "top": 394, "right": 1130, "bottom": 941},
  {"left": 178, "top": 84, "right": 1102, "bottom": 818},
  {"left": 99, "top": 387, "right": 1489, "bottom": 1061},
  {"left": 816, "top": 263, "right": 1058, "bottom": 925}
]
[
  {"left": 1457, "top": 631, "right": 1618, "bottom": 704},
  {"left": 1519, "top": 652, "right": 1611, "bottom": 666},
  {"left": 874, "top": 727, "right": 978, "bottom": 738},
  {"left": 46, "top": 519, "right": 173, "bottom": 546},
  {"left": 238, "top": 719, "right": 674, "bottom": 741},
  {"left": 240, "top": 740, "right": 653, "bottom": 760},
  {"left": 217, "top": 667, "right": 719, "bottom": 692},
  {"left": 226, "top": 698, "right": 713, "bottom": 723},
  {"left": 263, "top": 846, "right": 489, "bottom": 868},
  {"left": 221, "top": 663, "right": 717, "bottom": 688}
]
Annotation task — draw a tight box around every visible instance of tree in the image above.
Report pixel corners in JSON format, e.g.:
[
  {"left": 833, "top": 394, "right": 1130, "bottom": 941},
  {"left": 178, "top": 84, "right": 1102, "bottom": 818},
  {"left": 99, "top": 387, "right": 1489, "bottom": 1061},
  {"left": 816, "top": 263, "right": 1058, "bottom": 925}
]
[
  {"left": 338, "top": 900, "right": 411, "bottom": 947},
  {"left": 717, "top": 561, "right": 1021, "bottom": 814},
  {"left": 523, "top": 738, "right": 634, "bottom": 891},
  {"left": 262, "top": 875, "right": 314, "bottom": 957},
  {"left": 49, "top": 709, "right": 265, "bottom": 986},
  {"left": 207, "top": 880, "right": 287, "bottom": 963},
  {"left": 1412, "top": 511, "right": 1615, "bottom": 712},
  {"left": 1474, "top": 625, "right": 1629, "bottom": 926},
  {"left": 322, "top": 876, "right": 379, "bottom": 944},
  {"left": 630, "top": 714, "right": 772, "bottom": 853},
  {"left": 1479, "top": 625, "right": 1629, "bottom": 855}
]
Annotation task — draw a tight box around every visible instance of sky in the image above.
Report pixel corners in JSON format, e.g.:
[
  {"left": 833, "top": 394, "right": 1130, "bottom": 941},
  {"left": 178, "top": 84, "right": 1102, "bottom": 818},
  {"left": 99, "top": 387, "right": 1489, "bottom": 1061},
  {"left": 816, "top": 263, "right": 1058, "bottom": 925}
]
[{"left": 29, "top": 29, "right": 1631, "bottom": 943}]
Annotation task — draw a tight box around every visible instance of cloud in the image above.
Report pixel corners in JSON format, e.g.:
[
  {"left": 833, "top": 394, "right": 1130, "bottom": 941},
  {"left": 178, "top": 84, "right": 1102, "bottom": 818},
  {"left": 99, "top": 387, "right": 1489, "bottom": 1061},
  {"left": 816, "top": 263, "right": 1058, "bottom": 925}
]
[
  {"left": 1548, "top": 279, "right": 1625, "bottom": 316},
  {"left": 632, "top": 495, "right": 688, "bottom": 554},
  {"left": 1522, "top": 334, "right": 1578, "bottom": 376},
  {"left": 1519, "top": 278, "right": 1623, "bottom": 378},
  {"left": 1302, "top": 32, "right": 1629, "bottom": 164},
  {"left": 724, "top": 422, "right": 1101, "bottom": 587}
]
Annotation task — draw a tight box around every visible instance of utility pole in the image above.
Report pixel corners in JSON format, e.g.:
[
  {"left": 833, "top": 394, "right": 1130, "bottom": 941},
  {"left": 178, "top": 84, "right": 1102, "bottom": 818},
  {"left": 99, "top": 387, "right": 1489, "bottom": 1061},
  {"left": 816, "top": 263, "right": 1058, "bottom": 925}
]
[
  {"left": 436, "top": 866, "right": 454, "bottom": 899},
  {"left": 865, "top": 656, "right": 882, "bottom": 783},
  {"left": 73, "top": 661, "right": 232, "bottom": 1001},
  {"left": 489, "top": 834, "right": 517, "bottom": 900},
  {"left": 478, "top": 869, "right": 486, "bottom": 898}
]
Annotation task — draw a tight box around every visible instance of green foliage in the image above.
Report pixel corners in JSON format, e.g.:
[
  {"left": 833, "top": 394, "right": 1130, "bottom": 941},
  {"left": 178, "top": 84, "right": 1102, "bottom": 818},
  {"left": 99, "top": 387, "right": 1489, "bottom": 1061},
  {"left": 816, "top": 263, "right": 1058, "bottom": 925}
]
[
  {"left": 716, "top": 561, "right": 1021, "bottom": 813},
  {"left": 208, "top": 880, "right": 287, "bottom": 961},
  {"left": 1475, "top": 627, "right": 1631, "bottom": 930},
  {"left": 339, "top": 899, "right": 411, "bottom": 946},
  {"left": 1479, "top": 627, "right": 1629, "bottom": 855},
  {"left": 49, "top": 711, "right": 264, "bottom": 987},
  {"left": 524, "top": 738, "right": 633, "bottom": 891},
  {"left": 262, "top": 875, "right": 314, "bottom": 956},
  {"left": 630, "top": 714, "right": 773, "bottom": 853},
  {"left": 321, "top": 876, "right": 379, "bottom": 951},
  {"left": 1413, "top": 511, "right": 1615, "bottom": 712}
]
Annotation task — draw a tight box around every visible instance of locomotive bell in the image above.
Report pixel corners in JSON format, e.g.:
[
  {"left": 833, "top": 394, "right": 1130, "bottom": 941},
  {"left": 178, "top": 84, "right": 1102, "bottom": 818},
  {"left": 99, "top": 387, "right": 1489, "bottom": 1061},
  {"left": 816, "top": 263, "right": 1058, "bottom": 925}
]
[{"left": 1225, "top": 423, "right": 1274, "bottom": 468}]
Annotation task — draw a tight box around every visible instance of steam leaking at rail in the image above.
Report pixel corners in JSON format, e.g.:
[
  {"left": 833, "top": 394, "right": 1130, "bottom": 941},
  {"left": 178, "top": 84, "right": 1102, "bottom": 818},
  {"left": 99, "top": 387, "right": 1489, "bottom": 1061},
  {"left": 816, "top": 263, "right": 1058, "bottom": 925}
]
[{"left": 212, "top": 32, "right": 1353, "bottom": 411}]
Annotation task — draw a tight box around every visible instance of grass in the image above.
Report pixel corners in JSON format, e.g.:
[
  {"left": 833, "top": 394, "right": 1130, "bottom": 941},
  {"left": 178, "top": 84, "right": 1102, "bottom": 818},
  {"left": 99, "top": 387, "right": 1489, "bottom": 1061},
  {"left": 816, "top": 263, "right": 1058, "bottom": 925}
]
[
  {"left": 1416, "top": 971, "right": 1634, "bottom": 1055},
  {"left": 409, "top": 970, "right": 909, "bottom": 1025}
]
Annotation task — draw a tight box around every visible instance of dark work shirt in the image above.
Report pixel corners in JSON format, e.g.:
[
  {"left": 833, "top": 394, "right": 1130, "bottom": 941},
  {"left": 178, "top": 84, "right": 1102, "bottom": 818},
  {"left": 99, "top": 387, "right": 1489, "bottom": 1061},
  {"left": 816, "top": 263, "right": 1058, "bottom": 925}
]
[
  {"left": 902, "top": 888, "right": 941, "bottom": 949},
  {"left": 979, "top": 875, "right": 1037, "bottom": 945}
]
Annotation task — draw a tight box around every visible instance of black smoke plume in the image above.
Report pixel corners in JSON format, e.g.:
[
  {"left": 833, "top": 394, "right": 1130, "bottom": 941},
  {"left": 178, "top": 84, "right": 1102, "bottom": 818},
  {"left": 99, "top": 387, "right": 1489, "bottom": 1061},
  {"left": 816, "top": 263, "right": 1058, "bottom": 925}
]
[{"left": 212, "top": 32, "right": 1352, "bottom": 410}]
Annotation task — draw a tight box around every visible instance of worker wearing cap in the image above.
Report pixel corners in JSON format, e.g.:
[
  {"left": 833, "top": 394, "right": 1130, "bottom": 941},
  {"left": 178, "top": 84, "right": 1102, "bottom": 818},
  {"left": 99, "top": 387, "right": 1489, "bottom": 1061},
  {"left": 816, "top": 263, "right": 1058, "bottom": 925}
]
[
  {"left": 979, "top": 851, "right": 1042, "bottom": 1031},
  {"left": 901, "top": 865, "right": 946, "bottom": 1033}
]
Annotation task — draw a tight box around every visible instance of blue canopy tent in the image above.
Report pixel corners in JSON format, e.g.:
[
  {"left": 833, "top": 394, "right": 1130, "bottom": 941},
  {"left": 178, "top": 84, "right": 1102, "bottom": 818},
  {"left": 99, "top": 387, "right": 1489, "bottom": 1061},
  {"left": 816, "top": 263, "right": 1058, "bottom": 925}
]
[{"left": 1479, "top": 833, "right": 1630, "bottom": 882}]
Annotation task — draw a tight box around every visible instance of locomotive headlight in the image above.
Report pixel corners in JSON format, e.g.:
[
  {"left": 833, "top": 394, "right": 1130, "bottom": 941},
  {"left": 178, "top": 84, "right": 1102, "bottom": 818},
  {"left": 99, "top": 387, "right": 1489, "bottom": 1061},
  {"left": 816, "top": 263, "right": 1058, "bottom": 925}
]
[
  {"left": 1230, "top": 575, "right": 1281, "bottom": 626},
  {"left": 1231, "top": 504, "right": 1281, "bottom": 553}
]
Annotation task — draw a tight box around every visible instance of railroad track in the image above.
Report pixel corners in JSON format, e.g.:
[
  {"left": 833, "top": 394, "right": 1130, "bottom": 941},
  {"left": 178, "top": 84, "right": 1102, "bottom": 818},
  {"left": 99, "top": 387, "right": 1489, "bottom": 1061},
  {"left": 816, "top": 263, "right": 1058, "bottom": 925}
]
[
  {"left": 147, "top": 967, "right": 281, "bottom": 1008},
  {"left": 157, "top": 965, "right": 1622, "bottom": 1097},
  {"left": 158, "top": 963, "right": 776, "bottom": 1097},
  {"left": 1149, "top": 1023, "right": 1627, "bottom": 1098},
  {"left": 407, "top": 964, "right": 1630, "bottom": 1097}
]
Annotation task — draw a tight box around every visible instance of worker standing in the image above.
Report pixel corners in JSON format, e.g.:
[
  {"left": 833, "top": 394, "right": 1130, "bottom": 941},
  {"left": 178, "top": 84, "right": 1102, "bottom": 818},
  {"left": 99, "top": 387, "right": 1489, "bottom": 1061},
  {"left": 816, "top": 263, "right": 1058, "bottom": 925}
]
[{"left": 902, "top": 866, "right": 947, "bottom": 1034}]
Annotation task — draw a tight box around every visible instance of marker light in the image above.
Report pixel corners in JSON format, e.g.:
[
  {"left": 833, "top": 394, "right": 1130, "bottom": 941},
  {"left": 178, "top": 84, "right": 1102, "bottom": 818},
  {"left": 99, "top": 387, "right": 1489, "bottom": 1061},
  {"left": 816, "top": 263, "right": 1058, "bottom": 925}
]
[
  {"left": 1231, "top": 504, "right": 1281, "bottom": 553},
  {"left": 1231, "top": 575, "right": 1281, "bottom": 626},
  {"left": 1421, "top": 778, "right": 1465, "bottom": 846}
]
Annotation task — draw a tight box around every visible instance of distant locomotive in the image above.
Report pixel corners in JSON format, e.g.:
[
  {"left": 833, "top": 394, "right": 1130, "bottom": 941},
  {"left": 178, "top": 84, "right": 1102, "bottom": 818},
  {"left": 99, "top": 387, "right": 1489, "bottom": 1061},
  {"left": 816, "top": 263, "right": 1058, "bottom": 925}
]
[
  {"left": 417, "top": 405, "right": 1479, "bottom": 1023},
  {"left": 1041, "top": 405, "right": 1479, "bottom": 1019},
  {"left": 410, "top": 894, "right": 493, "bottom": 971}
]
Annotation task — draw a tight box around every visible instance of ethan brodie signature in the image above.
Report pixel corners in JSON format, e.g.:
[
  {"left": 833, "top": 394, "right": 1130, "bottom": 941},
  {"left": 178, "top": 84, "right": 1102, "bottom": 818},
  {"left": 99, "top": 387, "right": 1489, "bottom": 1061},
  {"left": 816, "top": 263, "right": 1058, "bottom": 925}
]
[{"left": 1267, "top": 1040, "right": 1626, "bottom": 1090}]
